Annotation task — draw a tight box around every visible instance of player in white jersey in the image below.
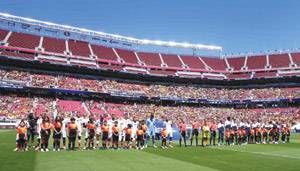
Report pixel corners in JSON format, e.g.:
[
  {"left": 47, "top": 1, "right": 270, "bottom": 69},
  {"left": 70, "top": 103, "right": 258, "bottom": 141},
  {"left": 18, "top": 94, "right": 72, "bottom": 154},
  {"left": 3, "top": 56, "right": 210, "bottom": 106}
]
[
  {"left": 82, "top": 116, "right": 89, "bottom": 149},
  {"left": 164, "top": 119, "right": 173, "bottom": 147},
  {"left": 34, "top": 116, "right": 43, "bottom": 150},
  {"left": 107, "top": 117, "right": 115, "bottom": 148},
  {"left": 217, "top": 120, "right": 225, "bottom": 145},
  {"left": 131, "top": 117, "right": 139, "bottom": 144},
  {"left": 117, "top": 117, "right": 125, "bottom": 143},
  {"left": 62, "top": 116, "right": 70, "bottom": 150},
  {"left": 75, "top": 115, "right": 83, "bottom": 149},
  {"left": 95, "top": 117, "right": 102, "bottom": 148}
]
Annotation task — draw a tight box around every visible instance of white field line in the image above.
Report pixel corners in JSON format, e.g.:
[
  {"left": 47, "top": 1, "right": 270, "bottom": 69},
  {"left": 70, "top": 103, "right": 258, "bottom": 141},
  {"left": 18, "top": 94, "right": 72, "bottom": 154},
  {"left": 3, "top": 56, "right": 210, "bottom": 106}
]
[{"left": 208, "top": 145, "right": 300, "bottom": 160}]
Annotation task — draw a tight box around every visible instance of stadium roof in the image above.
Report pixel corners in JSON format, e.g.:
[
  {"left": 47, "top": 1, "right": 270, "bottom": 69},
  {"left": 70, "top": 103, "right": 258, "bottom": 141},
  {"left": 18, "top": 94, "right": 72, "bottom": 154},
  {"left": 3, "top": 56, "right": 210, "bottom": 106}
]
[{"left": 0, "top": 12, "right": 222, "bottom": 51}]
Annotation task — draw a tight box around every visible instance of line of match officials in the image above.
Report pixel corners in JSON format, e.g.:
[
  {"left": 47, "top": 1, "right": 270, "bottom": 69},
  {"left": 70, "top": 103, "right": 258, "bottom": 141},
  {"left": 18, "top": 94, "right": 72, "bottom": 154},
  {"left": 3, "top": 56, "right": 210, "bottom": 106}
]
[{"left": 15, "top": 113, "right": 291, "bottom": 152}]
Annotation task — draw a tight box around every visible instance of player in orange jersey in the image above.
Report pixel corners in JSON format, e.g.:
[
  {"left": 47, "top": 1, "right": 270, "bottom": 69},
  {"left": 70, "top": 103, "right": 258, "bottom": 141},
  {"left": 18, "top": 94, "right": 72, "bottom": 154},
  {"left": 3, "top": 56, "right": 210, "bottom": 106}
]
[
  {"left": 67, "top": 117, "right": 78, "bottom": 151},
  {"left": 101, "top": 121, "right": 109, "bottom": 149},
  {"left": 124, "top": 124, "right": 133, "bottom": 149},
  {"left": 16, "top": 120, "right": 27, "bottom": 152},
  {"left": 52, "top": 116, "right": 63, "bottom": 151},
  {"left": 136, "top": 125, "right": 144, "bottom": 150},
  {"left": 86, "top": 117, "right": 96, "bottom": 149}
]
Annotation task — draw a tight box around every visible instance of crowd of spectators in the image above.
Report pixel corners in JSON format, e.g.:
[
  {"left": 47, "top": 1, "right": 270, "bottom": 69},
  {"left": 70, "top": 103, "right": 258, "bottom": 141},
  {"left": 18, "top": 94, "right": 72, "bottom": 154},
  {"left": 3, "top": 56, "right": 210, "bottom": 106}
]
[
  {"left": 1, "top": 96, "right": 299, "bottom": 127},
  {"left": 1, "top": 68, "right": 300, "bottom": 101}
]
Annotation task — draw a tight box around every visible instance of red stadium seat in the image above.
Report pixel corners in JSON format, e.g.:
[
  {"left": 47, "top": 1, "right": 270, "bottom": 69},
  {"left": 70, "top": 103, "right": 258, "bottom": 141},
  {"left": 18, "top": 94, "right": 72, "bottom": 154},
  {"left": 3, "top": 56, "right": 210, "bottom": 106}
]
[
  {"left": 291, "top": 52, "right": 300, "bottom": 66},
  {"left": 57, "top": 100, "right": 86, "bottom": 116},
  {"left": 161, "top": 54, "right": 182, "bottom": 68},
  {"left": 253, "top": 71, "right": 277, "bottom": 78},
  {"left": 7, "top": 32, "right": 40, "bottom": 50},
  {"left": 68, "top": 39, "right": 91, "bottom": 57},
  {"left": 246, "top": 55, "right": 267, "bottom": 70},
  {"left": 201, "top": 57, "right": 226, "bottom": 70},
  {"left": 0, "top": 29, "right": 9, "bottom": 42},
  {"left": 137, "top": 52, "right": 162, "bottom": 66},
  {"left": 115, "top": 48, "right": 139, "bottom": 64},
  {"left": 269, "top": 53, "right": 290, "bottom": 68},
  {"left": 43, "top": 37, "right": 66, "bottom": 54},
  {"left": 149, "top": 69, "right": 176, "bottom": 76},
  {"left": 227, "top": 57, "right": 246, "bottom": 71},
  {"left": 91, "top": 45, "right": 118, "bottom": 61},
  {"left": 180, "top": 55, "right": 206, "bottom": 69}
]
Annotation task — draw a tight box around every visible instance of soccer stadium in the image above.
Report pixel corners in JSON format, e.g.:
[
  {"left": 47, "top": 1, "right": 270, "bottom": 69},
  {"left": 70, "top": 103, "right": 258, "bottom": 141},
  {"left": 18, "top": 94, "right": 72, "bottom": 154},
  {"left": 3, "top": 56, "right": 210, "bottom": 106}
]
[{"left": 1, "top": 1, "right": 300, "bottom": 171}]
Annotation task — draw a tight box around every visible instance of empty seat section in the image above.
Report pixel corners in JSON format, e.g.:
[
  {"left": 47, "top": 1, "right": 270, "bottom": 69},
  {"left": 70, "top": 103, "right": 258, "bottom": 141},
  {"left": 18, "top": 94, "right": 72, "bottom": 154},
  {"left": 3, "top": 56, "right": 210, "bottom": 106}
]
[
  {"left": 115, "top": 48, "right": 138, "bottom": 64},
  {"left": 68, "top": 40, "right": 91, "bottom": 57},
  {"left": 253, "top": 71, "right": 277, "bottom": 78},
  {"left": 227, "top": 72, "right": 251, "bottom": 80},
  {"left": 57, "top": 100, "right": 86, "bottom": 115},
  {"left": 137, "top": 52, "right": 162, "bottom": 66},
  {"left": 269, "top": 53, "right": 290, "bottom": 68},
  {"left": 227, "top": 57, "right": 245, "bottom": 70},
  {"left": 91, "top": 45, "right": 118, "bottom": 61},
  {"left": 0, "top": 29, "right": 8, "bottom": 41},
  {"left": 201, "top": 57, "right": 226, "bottom": 70},
  {"left": 43, "top": 37, "right": 66, "bottom": 54},
  {"left": 247, "top": 55, "right": 266, "bottom": 70},
  {"left": 161, "top": 54, "right": 182, "bottom": 68},
  {"left": 291, "top": 53, "right": 300, "bottom": 66},
  {"left": 180, "top": 55, "right": 206, "bottom": 69},
  {"left": 7, "top": 32, "right": 40, "bottom": 49},
  {"left": 149, "top": 69, "right": 176, "bottom": 76}
]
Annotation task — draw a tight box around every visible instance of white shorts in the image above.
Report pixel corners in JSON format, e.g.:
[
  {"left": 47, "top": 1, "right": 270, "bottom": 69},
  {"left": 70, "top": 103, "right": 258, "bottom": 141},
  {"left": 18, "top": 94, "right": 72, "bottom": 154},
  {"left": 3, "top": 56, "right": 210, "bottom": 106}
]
[
  {"left": 62, "top": 130, "right": 67, "bottom": 138},
  {"left": 85, "top": 129, "right": 89, "bottom": 139},
  {"left": 96, "top": 128, "right": 101, "bottom": 135},
  {"left": 167, "top": 130, "right": 173, "bottom": 138},
  {"left": 37, "top": 129, "right": 41, "bottom": 139}
]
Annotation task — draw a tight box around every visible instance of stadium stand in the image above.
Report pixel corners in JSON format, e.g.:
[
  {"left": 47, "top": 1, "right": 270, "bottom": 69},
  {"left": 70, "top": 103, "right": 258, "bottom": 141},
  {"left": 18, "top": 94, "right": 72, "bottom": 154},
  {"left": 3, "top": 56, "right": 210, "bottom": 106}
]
[
  {"left": 179, "top": 55, "right": 206, "bottom": 69},
  {"left": 91, "top": 44, "right": 119, "bottom": 61},
  {"left": 161, "top": 54, "right": 183, "bottom": 68},
  {"left": 291, "top": 52, "right": 300, "bottom": 67},
  {"left": 68, "top": 39, "right": 91, "bottom": 57},
  {"left": 227, "top": 56, "right": 246, "bottom": 71},
  {"left": 42, "top": 37, "right": 66, "bottom": 54},
  {"left": 246, "top": 55, "right": 267, "bottom": 70},
  {"left": 137, "top": 52, "right": 162, "bottom": 67},
  {"left": 0, "top": 29, "right": 8, "bottom": 42},
  {"left": 7, "top": 32, "right": 40, "bottom": 50},
  {"left": 201, "top": 57, "right": 227, "bottom": 70},
  {"left": 269, "top": 53, "right": 291, "bottom": 68},
  {"left": 0, "top": 28, "right": 300, "bottom": 80},
  {"left": 115, "top": 48, "right": 139, "bottom": 64}
]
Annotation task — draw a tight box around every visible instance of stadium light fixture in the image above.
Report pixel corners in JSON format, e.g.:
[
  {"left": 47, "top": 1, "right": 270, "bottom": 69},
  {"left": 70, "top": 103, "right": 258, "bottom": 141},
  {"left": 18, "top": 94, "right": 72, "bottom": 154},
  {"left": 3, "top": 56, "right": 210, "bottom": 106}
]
[{"left": 0, "top": 12, "right": 222, "bottom": 51}]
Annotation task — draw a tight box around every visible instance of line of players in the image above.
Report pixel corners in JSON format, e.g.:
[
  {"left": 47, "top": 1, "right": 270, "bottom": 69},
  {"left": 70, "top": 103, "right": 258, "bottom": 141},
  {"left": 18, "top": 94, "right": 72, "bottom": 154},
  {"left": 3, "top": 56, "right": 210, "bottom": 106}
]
[
  {"left": 15, "top": 113, "right": 173, "bottom": 152},
  {"left": 179, "top": 117, "right": 291, "bottom": 147},
  {"left": 15, "top": 113, "right": 291, "bottom": 152}
]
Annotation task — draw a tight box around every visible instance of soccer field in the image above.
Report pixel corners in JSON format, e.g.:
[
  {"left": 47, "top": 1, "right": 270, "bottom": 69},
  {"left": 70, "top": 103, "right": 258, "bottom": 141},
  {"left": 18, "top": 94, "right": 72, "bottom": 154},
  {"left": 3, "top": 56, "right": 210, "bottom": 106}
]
[{"left": 1, "top": 130, "right": 300, "bottom": 171}]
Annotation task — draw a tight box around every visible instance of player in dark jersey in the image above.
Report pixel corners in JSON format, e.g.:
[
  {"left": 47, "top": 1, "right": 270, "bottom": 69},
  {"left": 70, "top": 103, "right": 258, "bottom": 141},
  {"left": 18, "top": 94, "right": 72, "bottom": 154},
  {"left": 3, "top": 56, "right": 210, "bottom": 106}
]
[
  {"left": 27, "top": 113, "right": 37, "bottom": 147},
  {"left": 178, "top": 119, "right": 187, "bottom": 147},
  {"left": 40, "top": 116, "right": 52, "bottom": 152}
]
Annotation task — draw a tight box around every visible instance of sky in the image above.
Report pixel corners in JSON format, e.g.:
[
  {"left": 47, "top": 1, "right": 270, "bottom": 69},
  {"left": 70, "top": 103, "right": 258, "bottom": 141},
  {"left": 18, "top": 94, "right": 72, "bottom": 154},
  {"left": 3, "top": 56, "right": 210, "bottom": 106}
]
[{"left": 0, "top": 0, "right": 299, "bottom": 55}]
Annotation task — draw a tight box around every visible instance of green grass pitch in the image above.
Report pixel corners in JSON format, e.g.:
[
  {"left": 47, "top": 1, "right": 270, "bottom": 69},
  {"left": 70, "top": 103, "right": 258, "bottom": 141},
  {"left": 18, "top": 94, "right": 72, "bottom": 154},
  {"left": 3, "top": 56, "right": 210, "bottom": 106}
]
[{"left": 1, "top": 130, "right": 300, "bottom": 171}]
